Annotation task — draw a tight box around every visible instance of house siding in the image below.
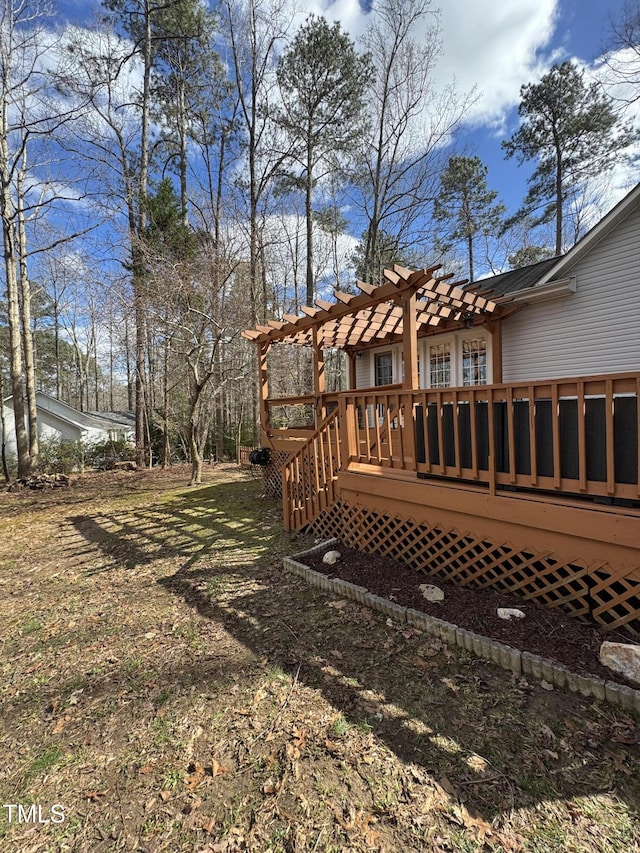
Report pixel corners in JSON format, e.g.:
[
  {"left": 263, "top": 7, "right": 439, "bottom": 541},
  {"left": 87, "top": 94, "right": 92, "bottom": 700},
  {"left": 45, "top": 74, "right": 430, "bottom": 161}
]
[
  {"left": 502, "top": 204, "right": 640, "bottom": 382},
  {"left": 355, "top": 350, "right": 371, "bottom": 388}
]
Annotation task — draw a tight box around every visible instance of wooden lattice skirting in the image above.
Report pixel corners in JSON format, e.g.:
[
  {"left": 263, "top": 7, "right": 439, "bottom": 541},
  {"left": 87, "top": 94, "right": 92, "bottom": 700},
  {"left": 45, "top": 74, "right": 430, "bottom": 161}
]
[
  {"left": 262, "top": 451, "right": 291, "bottom": 498},
  {"left": 310, "top": 500, "right": 640, "bottom": 637}
]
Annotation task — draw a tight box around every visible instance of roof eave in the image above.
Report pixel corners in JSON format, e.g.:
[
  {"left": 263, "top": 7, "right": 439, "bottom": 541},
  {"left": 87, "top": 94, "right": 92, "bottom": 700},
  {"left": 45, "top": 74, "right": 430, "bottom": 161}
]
[{"left": 536, "top": 182, "right": 640, "bottom": 286}]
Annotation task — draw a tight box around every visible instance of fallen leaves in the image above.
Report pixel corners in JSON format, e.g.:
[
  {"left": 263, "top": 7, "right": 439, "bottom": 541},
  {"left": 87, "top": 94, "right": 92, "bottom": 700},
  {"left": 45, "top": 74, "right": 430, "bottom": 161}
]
[
  {"left": 185, "top": 763, "right": 206, "bottom": 790},
  {"left": 84, "top": 789, "right": 109, "bottom": 802},
  {"left": 261, "top": 776, "right": 280, "bottom": 795},
  {"left": 449, "top": 802, "right": 494, "bottom": 842},
  {"left": 183, "top": 758, "right": 228, "bottom": 790},
  {"left": 330, "top": 803, "right": 381, "bottom": 848},
  {"left": 211, "top": 758, "right": 228, "bottom": 778},
  {"left": 3, "top": 467, "right": 640, "bottom": 853}
]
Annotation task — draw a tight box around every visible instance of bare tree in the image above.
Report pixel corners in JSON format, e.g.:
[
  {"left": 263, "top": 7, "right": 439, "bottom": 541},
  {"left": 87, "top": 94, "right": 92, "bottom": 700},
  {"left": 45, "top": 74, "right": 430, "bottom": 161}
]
[
  {"left": 604, "top": 2, "right": 640, "bottom": 104},
  {"left": 1, "top": 0, "right": 90, "bottom": 475},
  {"left": 355, "top": 0, "right": 473, "bottom": 285},
  {"left": 221, "top": 0, "right": 292, "bottom": 324}
]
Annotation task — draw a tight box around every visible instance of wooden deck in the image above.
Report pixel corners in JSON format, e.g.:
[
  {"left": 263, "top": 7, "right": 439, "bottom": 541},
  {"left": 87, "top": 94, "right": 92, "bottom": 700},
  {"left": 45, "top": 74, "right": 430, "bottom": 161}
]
[
  {"left": 272, "top": 370, "right": 639, "bottom": 524},
  {"left": 265, "top": 370, "right": 640, "bottom": 635}
]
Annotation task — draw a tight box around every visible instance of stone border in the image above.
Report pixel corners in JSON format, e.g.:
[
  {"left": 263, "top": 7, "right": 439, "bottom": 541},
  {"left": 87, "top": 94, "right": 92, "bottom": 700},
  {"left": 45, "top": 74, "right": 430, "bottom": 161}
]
[{"left": 284, "top": 541, "right": 640, "bottom": 713}]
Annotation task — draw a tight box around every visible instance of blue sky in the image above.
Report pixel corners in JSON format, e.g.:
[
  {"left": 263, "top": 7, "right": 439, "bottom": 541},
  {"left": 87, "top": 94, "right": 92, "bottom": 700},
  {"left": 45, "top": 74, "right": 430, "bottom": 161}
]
[
  {"left": 434, "top": 0, "right": 637, "bottom": 217},
  {"left": 50, "top": 0, "right": 638, "bottom": 253},
  {"left": 56, "top": 0, "right": 638, "bottom": 211}
]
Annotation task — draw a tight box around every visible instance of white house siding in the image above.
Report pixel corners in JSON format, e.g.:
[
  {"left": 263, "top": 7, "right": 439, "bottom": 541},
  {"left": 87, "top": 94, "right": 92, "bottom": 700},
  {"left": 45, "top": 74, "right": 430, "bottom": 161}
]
[
  {"left": 38, "top": 410, "right": 83, "bottom": 442},
  {"left": 1, "top": 403, "right": 18, "bottom": 457},
  {"left": 354, "top": 344, "right": 404, "bottom": 388},
  {"left": 355, "top": 350, "right": 372, "bottom": 388},
  {"left": 502, "top": 204, "right": 640, "bottom": 383},
  {"left": 1, "top": 392, "right": 133, "bottom": 461}
]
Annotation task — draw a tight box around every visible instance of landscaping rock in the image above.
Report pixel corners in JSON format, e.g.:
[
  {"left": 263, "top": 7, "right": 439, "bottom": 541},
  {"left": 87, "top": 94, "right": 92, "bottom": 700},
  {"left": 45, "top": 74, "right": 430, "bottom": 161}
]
[
  {"left": 600, "top": 641, "right": 640, "bottom": 685},
  {"left": 497, "top": 607, "right": 526, "bottom": 620},
  {"left": 322, "top": 550, "right": 341, "bottom": 565},
  {"left": 419, "top": 583, "right": 444, "bottom": 602}
]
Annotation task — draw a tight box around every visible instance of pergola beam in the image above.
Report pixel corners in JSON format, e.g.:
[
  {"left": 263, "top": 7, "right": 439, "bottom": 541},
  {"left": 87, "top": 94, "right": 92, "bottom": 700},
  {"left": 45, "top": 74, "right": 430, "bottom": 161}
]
[
  {"left": 242, "top": 264, "right": 510, "bottom": 356},
  {"left": 243, "top": 264, "right": 443, "bottom": 346}
]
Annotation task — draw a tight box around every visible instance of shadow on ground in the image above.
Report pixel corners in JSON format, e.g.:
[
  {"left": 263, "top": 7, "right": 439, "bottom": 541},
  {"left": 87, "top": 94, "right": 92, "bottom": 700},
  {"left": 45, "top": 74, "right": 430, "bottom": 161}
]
[{"left": 69, "top": 479, "right": 640, "bottom": 825}]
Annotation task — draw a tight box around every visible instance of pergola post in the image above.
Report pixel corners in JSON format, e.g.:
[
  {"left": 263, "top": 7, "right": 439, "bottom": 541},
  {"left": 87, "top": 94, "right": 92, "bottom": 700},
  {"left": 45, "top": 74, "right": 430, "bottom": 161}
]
[
  {"left": 400, "top": 291, "right": 418, "bottom": 470},
  {"left": 488, "top": 318, "right": 503, "bottom": 384},
  {"left": 312, "top": 326, "right": 326, "bottom": 424},
  {"left": 347, "top": 350, "right": 357, "bottom": 390},
  {"left": 401, "top": 291, "right": 419, "bottom": 389},
  {"left": 258, "top": 341, "right": 271, "bottom": 446}
]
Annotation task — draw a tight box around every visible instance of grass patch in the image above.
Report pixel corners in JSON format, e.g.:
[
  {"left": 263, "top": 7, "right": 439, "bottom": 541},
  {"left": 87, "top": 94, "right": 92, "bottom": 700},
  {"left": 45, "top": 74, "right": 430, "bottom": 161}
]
[
  {"left": 20, "top": 617, "right": 43, "bottom": 635},
  {"left": 0, "top": 464, "right": 638, "bottom": 852},
  {"left": 26, "top": 745, "right": 64, "bottom": 781}
]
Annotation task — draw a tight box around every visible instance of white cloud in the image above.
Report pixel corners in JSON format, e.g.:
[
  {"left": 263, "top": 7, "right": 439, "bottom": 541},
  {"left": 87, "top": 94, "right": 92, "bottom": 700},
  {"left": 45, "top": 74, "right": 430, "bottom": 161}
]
[
  {"left": 436, "top": 0, "right": 560, "bottom": 127},
  {"left": 586, "top": 48, "right": 640, "bottom": 209},
  {"left": 294, "top": 0, "right": 560, "bottom": 129}
]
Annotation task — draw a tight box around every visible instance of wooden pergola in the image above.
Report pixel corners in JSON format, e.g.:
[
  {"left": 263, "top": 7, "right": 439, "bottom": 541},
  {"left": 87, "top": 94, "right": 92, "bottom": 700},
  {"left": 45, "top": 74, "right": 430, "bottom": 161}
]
[
  {"left": 242, "top": 265, "right": 514, "bottom": 437},
  {"left": 241, "top": 266, "right": 640, "bottom": 638}
]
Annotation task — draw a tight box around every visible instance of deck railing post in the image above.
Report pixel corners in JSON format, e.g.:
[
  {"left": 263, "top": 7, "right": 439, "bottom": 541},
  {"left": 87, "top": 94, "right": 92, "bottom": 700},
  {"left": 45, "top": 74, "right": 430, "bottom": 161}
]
[
  {"left": 338, "top": 393, "right": 347, "bottom": 457},
  {"left": 339, "top": 394, "right": 355, "bottom": 464},
  {"left": 403, "top": 392, "right": 417, "bottom": 472}
]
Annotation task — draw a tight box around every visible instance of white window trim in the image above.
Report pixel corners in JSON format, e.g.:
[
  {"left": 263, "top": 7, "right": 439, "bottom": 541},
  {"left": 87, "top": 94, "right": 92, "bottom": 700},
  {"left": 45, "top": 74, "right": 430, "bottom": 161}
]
[
  {"left": 370, "top": 346, "right": 402, "bottom": 387},
  {"left": 362, "top": 332, "right": 492, "bottom": 390},
  {"left": 421, "top": 331, "right": 493, "bottom": 389}
]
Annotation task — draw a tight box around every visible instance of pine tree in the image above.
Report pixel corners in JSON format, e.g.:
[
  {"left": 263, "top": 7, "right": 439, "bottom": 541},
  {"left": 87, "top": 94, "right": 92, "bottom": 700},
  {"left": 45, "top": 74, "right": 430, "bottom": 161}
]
[
  {"left": 502, "top": 61, "right": 632, "bottom": 255},
  {"left": 433, "top": 156, "right": 505, "bottom": 283},
  {"left": 276, "top": 16, "right": 372, "bottom": 305}
]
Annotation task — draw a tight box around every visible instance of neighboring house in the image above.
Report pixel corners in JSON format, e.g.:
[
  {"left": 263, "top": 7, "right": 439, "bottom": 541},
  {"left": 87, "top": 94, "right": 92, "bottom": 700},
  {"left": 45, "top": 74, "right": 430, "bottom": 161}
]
[
  {"left": 1, "top": 391, "right": 134, "bottom": 458},
  {"left": 242, "top": 182, "right": 640, "bottom": 636}
]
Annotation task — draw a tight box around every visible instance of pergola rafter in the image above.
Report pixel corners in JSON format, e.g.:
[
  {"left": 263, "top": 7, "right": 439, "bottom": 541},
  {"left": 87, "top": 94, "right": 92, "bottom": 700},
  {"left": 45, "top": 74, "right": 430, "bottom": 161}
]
[
  {"left": 242, "top": 265, "right": 509, "bottom": 351},
  {"left": 242, "top": 265, "right": 515, "bottom": 435}
]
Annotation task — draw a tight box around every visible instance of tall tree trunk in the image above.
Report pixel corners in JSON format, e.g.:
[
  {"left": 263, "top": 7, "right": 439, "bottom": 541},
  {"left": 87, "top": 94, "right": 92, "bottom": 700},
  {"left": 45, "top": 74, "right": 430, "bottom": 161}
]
[
  {"left": 161, "top": 333, "right": 171, "bottom": 468},
  {"left": 109, "top": 320, "right": 115, "bottom": 410},
  {"left": 17, "top": 163, "right": 38, "bottom": 467},
  {"left": 305, "top": 128, "right": 314, "bottom": 306},
  {"left": 0, "top": 366, "right": 10, "bottom": 481},
  {"left": 2, "top": 222, "right": 30, "bottom": 477},
  {"left": 189, "top": 421, "right": 204, "bottom": 485},
  {"left": 124, "top": 315, "right": 134, "bottom": 412},
  {"left": 555, "top": 153, "right": 563, "bottom": 255},
  {"left": 133, "top": 0, "right": 153, "bottom": 468},
  {"left": 54, "top": 298, "right": 61, "bottom": 399}
]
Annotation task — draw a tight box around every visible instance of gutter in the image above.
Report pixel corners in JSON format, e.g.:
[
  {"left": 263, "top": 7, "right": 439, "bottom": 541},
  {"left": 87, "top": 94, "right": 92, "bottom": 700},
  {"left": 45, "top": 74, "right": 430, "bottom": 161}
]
[{"left": 509, "top": 276, "right": 576, "bottom": 304}]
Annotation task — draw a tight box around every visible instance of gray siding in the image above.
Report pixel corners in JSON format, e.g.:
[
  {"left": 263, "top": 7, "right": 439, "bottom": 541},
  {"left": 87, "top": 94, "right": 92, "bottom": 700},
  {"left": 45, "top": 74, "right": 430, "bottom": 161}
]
[
  {"left": 355, "top": 350, "right": 371, "bottom": 388},
  {"left": 502, "top": 204, "right": 640, "bottom": 382}
]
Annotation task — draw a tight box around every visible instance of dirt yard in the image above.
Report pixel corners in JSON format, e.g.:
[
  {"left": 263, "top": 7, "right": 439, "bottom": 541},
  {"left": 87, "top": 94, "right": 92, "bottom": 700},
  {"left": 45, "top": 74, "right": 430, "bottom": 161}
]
[{"left": 0, "top": 465, "right": 639, "bottom": 852}]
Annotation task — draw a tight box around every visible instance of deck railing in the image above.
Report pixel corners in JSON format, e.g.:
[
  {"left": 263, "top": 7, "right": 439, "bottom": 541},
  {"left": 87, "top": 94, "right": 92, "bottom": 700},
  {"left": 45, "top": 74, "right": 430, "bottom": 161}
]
[
  {"left": 273, "top": 371, "right": 639, "bottom": 529},
  {"left": 340, "top": 371, "right": 640, "bottom": 502},
  {"left": 282, "top": 408, "right": 342, "bottom": 530}
]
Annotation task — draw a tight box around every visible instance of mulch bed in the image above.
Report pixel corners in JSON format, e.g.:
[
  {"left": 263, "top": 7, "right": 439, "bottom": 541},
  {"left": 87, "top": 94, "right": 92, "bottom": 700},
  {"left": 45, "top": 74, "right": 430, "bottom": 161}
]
[{"left": 302, "top": 542, "right": 639, "bottom": 689}]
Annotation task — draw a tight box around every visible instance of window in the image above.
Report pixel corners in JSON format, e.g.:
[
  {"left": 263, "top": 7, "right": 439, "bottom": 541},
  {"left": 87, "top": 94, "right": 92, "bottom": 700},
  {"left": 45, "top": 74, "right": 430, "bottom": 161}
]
[
  {"left": 424, "top": 335, "right": 490, "bottom": 388},
  {"left": 429, "top": 343, "right": 451, "bottom": 388},
  {"left": 374, "top": 351, "right": 393, "bottom": 386},
  {"left": 462, "top": 338, "right": 487, "bottom": 386}
]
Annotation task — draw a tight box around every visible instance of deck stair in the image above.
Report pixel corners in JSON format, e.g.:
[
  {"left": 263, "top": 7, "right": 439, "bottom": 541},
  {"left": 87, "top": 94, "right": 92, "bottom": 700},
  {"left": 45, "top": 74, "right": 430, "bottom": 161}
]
[{"left": 282, "top": 408, "right": 342, "bottom": 531}]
